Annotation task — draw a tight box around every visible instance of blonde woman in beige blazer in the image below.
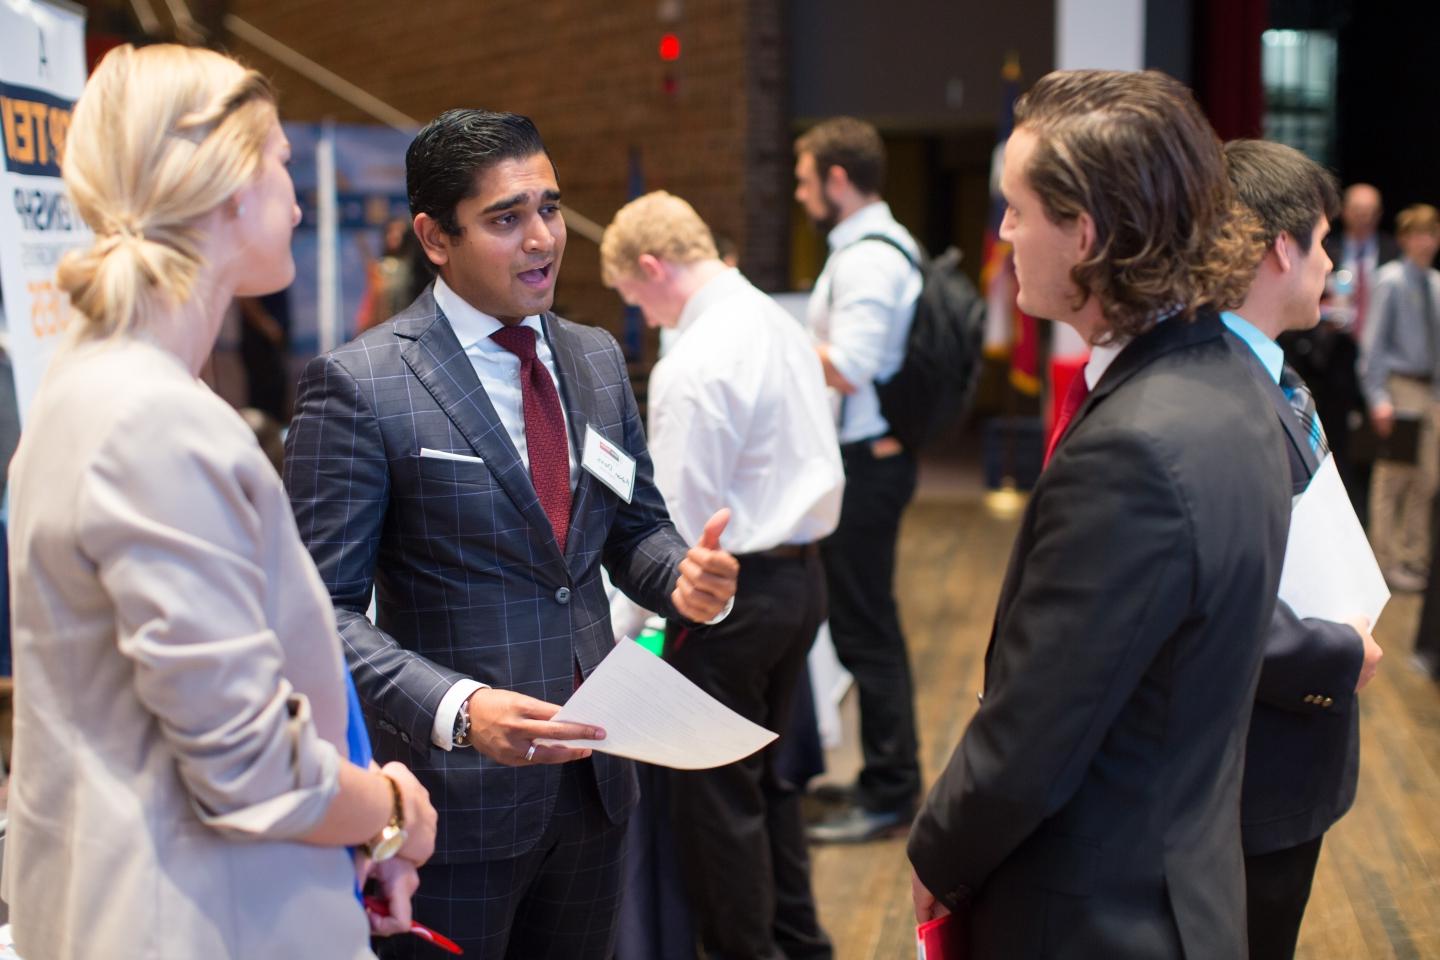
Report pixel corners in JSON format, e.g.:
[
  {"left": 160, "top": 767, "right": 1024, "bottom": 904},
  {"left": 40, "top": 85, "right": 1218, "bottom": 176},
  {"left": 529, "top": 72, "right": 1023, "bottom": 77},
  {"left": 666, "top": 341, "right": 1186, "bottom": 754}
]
[{"left": 3, "top": 45, "right": 435, "bottom": 959}]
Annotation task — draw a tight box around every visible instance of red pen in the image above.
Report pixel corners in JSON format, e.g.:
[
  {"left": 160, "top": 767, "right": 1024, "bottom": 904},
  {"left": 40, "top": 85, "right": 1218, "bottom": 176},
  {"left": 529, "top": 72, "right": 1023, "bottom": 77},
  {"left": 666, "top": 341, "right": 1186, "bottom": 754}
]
[{"left": 363, "top": 895, "right": 464, "bottom": 955}]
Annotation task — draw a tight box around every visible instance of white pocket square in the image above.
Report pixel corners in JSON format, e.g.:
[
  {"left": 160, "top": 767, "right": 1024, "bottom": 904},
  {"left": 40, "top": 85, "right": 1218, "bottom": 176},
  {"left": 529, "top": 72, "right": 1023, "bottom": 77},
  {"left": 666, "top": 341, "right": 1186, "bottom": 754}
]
[{"left": 419, "top": 447, "right": 485, "bottom": 464}]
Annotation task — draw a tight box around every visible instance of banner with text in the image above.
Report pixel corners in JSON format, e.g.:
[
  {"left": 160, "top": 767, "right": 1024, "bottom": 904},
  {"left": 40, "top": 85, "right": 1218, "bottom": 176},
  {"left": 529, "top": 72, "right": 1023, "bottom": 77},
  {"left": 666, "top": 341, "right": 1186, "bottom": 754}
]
[{"left": 0, "top": 0, "right": 89, "bottom": 421}]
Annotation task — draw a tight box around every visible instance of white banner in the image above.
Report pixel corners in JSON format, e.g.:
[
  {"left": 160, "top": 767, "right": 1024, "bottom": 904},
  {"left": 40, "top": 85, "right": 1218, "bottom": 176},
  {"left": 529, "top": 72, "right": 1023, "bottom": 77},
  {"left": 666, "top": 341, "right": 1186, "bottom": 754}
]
[{"left": 0, "top": 0, "right": 89, "bottom": 422}]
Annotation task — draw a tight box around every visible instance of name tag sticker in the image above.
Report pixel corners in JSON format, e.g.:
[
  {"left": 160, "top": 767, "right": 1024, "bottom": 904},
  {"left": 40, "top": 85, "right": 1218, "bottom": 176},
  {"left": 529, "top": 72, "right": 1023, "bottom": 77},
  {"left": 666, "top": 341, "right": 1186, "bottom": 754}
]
[{"left": 582, "top": 424, "right": 636, "bottom": 504}]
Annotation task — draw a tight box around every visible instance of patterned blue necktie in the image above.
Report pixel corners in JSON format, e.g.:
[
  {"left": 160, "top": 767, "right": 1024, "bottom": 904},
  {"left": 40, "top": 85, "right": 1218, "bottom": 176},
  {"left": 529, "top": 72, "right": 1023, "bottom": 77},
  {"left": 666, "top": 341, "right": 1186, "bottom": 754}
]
[{"left": 1280, "top": 364, "right": 1329, "bottom": 458}]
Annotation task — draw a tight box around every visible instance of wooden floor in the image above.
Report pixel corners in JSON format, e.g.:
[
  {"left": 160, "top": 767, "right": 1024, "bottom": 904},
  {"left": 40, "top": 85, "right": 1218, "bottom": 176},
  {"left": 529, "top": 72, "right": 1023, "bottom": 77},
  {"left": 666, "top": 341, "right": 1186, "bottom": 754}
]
[{"left": 809, "top": 496, "right": 1440, "bottom": 960}]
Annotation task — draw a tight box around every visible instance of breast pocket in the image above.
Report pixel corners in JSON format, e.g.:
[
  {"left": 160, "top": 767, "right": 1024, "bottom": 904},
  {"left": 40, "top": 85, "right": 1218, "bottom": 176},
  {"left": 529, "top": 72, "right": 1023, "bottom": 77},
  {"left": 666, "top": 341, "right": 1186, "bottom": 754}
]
[{"left": 414, "top": 452, "right": 493, "bottom": 487}]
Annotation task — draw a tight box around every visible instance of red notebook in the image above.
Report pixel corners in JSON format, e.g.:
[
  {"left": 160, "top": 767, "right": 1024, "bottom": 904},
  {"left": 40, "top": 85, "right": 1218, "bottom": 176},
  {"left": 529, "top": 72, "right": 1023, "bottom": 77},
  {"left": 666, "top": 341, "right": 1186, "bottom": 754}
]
[{"left": 916, "top": 911, "right": 966, "bottom": 960}]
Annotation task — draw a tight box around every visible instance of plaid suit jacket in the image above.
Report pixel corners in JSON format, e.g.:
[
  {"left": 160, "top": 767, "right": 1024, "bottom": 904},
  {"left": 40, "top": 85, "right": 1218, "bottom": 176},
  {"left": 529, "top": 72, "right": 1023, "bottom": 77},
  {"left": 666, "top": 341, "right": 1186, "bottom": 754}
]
[{"left": 284, "top": 286, "right": 688, "bottom": 863}]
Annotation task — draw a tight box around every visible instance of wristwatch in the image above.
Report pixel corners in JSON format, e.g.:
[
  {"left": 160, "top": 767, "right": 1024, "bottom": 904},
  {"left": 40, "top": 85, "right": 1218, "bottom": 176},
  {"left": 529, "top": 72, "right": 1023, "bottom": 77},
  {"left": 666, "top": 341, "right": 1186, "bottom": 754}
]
[
  {"left": 452, "top": 696, "right": 472, "bottom": 748},
  {"left": 363, "top": 773, "right": 407, "bottom": 862}
]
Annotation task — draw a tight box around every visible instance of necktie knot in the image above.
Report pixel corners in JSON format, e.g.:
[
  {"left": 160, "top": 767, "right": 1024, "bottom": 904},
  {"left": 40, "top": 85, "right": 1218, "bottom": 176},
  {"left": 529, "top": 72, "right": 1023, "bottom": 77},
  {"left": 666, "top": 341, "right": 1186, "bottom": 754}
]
[{"left": 491, "top": 324, "right": 538, "bottom": 361}]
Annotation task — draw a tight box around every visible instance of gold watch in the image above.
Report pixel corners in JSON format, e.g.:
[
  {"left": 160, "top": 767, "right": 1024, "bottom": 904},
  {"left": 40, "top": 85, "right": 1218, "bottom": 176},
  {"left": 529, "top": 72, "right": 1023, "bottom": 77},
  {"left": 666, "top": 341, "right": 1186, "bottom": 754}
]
[{"left": 363, "top": 773, "right": 408, "bottom": 862}]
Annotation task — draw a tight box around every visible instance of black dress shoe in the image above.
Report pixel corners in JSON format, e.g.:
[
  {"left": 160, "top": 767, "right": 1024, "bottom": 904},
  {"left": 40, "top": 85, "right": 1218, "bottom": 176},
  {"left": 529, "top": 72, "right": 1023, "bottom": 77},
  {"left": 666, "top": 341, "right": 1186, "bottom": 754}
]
[
  {"left": 806, "top": 804, "right": 912, "bottom": 844},
  {"left": 808, "top": 782, "right": 856, "bottom": 805}
]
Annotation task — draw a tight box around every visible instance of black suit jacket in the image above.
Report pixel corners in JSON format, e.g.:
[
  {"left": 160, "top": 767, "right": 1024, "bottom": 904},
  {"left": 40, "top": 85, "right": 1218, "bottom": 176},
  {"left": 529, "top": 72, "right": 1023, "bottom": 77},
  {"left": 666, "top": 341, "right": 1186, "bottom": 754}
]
[
  {"left": 284, "top": 286, "right": 689, "bottom": 863},
  {"left": 1226, "top": 337, "right": 1364, "bottom": 856},
  {"left": 908, "top": 312, "right": 1292, "bottom": 959}
]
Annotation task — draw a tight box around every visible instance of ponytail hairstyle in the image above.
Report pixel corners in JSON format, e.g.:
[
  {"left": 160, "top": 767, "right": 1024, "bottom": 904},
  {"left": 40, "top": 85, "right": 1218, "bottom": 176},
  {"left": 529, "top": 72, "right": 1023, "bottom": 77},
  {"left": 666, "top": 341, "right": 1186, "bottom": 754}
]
[{"left": 57, "top": 44, "right": 276, "bottom": 338}]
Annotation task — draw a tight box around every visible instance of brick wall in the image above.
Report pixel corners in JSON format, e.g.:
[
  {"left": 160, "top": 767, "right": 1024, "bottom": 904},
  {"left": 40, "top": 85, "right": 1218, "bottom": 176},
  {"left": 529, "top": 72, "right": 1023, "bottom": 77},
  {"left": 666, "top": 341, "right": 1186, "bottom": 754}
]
[{"left": 222, "top": 0, "right": 789, "bottom": 363}]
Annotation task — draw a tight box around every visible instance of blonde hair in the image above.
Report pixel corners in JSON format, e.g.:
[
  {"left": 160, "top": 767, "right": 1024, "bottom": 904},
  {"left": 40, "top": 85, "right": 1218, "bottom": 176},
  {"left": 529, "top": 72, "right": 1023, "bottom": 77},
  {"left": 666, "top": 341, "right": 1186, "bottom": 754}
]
[
  {"left": 57, "top": 44, "right": 276, "bottom": 338},
  {"left": 1396, "top": 203, "right": 1440, "bottom": 237},
  {"left": 599, "top": 191, "right": 718, "bottom": 285}
]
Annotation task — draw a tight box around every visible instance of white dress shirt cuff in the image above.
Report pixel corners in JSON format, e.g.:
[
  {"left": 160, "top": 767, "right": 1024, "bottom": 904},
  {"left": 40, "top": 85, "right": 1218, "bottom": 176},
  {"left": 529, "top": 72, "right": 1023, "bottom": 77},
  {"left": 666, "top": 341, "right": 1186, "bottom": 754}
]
[
  {"left": 431, "top": 678, "right": 488, "bottom": 750},
  {"left": 706, "top": 596, "right": 735, "bottom": 625},
  {"left": 823, "top": 343, "right": 866, "bottom": 390}
]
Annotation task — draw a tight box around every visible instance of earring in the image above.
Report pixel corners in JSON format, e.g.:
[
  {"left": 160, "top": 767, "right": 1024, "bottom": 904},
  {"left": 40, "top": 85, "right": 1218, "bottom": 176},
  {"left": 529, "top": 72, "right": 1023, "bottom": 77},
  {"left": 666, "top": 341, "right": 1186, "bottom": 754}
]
[{"left": 235, "top": 202, "right": 246, "bottom": 218}]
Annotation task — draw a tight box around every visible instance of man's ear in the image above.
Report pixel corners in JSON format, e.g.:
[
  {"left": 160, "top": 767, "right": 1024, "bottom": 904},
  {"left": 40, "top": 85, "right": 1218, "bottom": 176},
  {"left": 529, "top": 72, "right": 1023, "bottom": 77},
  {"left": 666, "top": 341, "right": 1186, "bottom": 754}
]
[
  {"left": 414, "top": 213, "right": 451, "bottom": 269},
  {"left": 637, "top": 253, "right": 667, "bottom": 283},
  {"left": 1272, "top": 232, "right": 1295, "bottom": 274},
  {"left": 1074, "top": 210, "right": 1097, "bottom": 260},
  {"left": 823, "top": 163, "right": 852, "bottom": 201}
]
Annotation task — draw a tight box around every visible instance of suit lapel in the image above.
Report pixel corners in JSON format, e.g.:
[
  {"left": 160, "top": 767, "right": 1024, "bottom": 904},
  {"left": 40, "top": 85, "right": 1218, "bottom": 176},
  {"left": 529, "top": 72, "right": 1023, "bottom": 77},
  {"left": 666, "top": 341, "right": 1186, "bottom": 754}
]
[
  {"left": 543, "top": 313, "right": 603, "bottom": 567},
  {"left": 394, "top": 295, "right": 560, "bottom": 552}
]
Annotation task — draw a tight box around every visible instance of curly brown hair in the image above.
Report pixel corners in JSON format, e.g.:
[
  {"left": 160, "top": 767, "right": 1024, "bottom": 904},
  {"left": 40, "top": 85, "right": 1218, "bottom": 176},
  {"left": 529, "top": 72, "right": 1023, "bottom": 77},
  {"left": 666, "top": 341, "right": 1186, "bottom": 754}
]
[{"left": 1014, "top": 69, "right": 1265, "bottom": 341}]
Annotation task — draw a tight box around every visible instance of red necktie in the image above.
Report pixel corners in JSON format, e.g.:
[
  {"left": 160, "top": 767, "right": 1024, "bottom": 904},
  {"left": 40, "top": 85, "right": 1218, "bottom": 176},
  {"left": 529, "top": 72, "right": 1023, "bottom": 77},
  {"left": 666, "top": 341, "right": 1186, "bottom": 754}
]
[
  {"left": 491, "top": 324, "right": 572, "bottom": 551},
  {"left": 1353, "top": 257, "right": 1369, "bottom": 340},
  {"left": 1043, "top": 368, "right": 1091, "bottom": 468}
]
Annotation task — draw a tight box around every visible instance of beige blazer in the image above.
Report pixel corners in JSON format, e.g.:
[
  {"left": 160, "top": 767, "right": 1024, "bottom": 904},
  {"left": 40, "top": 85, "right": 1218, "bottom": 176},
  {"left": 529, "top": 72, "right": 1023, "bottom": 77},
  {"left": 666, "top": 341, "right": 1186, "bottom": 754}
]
[{"left": 4, "top": 337, "right": 372, "bottom": 959}]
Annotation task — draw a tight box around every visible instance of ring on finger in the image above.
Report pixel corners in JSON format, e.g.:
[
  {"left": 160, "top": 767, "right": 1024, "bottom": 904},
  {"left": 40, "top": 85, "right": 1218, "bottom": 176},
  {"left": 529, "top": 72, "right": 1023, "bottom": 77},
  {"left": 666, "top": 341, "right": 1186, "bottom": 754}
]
[{"left": 524, "top": 743, "right": 537, "bottom": 762}]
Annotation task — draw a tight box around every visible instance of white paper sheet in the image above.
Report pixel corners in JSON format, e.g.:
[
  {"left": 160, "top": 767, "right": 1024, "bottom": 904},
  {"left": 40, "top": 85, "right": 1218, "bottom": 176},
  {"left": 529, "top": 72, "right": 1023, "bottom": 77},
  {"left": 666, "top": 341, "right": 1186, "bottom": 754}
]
[
  {"left": 1277, "top": 455, "right": 1391, "bottom": 629},
  {"left": 538, "top": 638, "right": 778, "bottom": 770}
]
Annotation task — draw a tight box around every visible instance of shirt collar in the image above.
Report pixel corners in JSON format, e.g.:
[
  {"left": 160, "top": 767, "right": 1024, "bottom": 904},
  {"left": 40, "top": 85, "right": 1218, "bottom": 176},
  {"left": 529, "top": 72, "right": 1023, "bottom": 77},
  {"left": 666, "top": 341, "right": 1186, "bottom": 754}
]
[
  {"left": 1221, "top": 311, "right": 1284, "bottom": 384},
  {"left": 827, "top": 200, "right": 897, "bottom": 252},
  {"left": 1344, "top": 233, "right": 1375, "bottom": 260},
  {"left": 674, "top": 268, "right": 748, "bottom": 338},
  {"left": 1084, "top": 341, "right": 1127, "bottom": 389},
  {"left": 1084, "top": 308, "right": 1189, "bottom": 389},
  {"left": 432, "top": 275, "right": 544, "bottom": 349}
]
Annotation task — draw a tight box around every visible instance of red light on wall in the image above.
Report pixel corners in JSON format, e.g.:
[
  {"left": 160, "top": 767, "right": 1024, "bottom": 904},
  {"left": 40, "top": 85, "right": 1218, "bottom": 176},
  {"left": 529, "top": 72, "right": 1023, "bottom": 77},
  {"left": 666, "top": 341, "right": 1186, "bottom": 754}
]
[{"left": 659, "top": 33, "right": 681, "bottom": 61}]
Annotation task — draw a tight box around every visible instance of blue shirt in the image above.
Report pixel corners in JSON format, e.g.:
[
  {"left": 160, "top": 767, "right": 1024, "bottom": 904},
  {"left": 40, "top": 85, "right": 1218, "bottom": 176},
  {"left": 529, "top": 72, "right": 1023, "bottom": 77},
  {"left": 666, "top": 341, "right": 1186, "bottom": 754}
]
[
  {"left": 345, "top": 670, "right": 372, "bottom": 769},
  {"left": 1222, "top": 311, "right": 1283, "bottom": 385}
]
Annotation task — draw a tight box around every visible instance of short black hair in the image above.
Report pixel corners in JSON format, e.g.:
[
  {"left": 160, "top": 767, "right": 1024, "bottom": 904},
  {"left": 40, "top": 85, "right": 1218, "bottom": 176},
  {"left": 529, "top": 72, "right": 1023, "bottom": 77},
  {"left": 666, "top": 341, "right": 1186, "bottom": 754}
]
[
  {"left": 1223, "top": 139, "right": 1340, "bottom": 254},
  {"left": 406, "top": 109, "right": 550, "bottom": 236},
  {"left": 794, "top": 117, "right": 887, "bottom": 196}
]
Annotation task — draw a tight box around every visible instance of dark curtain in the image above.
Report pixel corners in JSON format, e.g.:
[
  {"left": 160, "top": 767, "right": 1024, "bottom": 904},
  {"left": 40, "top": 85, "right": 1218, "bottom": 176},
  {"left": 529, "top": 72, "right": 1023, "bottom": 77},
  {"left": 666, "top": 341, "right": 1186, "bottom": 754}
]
[{"left": 1194, "top": 0, "right": 1268, "bottom": 140}]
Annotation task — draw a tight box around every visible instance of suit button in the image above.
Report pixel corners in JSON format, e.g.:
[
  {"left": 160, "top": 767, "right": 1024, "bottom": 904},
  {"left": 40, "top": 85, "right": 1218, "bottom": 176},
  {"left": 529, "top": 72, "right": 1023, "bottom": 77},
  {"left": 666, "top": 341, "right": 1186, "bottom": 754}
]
[
  {"left": 1322, "top": 697, "right": 1334, "bottom": 708},
  {"left": 1303, "top": 695, "right": 1314, "bottom": 704},
  {"left": 555, "top": 587, "right": 571, "bottom": 604}
]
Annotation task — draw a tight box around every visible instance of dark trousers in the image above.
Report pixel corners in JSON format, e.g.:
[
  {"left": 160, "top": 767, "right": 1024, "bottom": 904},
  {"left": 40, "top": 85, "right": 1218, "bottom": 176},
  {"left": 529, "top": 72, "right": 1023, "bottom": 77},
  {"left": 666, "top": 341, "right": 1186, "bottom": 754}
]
[
  {"left": 665, "top": 549, "right": 833, "bottom": 960},
  {"left": 1244, "top": 835, "right": 1325, "bottom": 960},
  {"left": 377, "top": 760, "right": 626, "bottom": 960},
  {"left": 821, "top": 441, "right": 920, "bottom": 813},
  {"left": 1415, "top": 489, "right": 1440, "bottom": 672}
]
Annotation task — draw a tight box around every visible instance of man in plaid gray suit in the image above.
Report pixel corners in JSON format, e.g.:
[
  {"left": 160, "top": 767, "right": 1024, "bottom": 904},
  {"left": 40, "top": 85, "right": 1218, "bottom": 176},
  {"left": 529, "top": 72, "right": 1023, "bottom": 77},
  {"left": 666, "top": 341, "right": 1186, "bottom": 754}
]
[{"left": 284, "top": 109, "right": 739, "bottom": 959}]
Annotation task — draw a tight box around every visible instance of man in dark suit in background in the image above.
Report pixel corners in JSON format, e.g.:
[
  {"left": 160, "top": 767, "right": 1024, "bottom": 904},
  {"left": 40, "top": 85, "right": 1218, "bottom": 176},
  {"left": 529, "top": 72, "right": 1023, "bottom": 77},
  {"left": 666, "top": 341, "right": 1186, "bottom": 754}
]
[
  {"left": 1283, "top": 182, "right": 1399, "bottom": 521},
  {"left": 285, "top": 109, "right": 739, "bottom": 959},
  {"left": 907, "top": 70, "right": 1292, "bottom": 959},
  {"left": 1223, "top": 139, "right": 1385, "bottom": 960}
]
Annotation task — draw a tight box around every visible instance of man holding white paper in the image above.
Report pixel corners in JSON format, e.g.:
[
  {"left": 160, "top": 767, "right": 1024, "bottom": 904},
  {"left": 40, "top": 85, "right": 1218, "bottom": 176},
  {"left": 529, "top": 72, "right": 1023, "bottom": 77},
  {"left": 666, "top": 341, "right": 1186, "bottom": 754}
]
[
  {"left": 1224, "top": 139, "right": 1385, "bottom": 960},
  {"left": 601, "top": 191, "right": 844, "bottom": 960},
  {"left": 285, "top": 112, "right": 739, "bottom": 958}
]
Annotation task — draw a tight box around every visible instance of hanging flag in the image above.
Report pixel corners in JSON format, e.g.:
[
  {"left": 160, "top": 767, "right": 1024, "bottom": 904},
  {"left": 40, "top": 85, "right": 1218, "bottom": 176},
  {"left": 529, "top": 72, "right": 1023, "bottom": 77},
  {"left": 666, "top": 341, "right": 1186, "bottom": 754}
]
[
  {"left": 979, "top": 53, "right": 1042, "bottom": 397},
  {"left": 622, "top": 145, "right": 644, "bottom": 361}
]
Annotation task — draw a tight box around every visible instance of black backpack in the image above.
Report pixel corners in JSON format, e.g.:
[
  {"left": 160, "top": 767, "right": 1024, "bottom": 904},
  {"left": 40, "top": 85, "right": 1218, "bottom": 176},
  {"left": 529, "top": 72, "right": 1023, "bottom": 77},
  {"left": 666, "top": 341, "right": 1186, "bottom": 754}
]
[{"left": 853, "top": 234, "right": 986, "bottom": 452}]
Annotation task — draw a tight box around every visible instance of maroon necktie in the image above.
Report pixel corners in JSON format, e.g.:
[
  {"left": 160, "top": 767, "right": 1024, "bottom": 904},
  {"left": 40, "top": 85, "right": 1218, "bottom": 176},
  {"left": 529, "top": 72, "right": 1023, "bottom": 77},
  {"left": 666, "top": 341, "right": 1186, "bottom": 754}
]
[
  {"left": 1353, "top": 257, "right": 1370, "bottom": 340},
  {"left": 491, "top": 324, "right": 572, "bottom": 551},
  {"left": 1043, "top": 368, "right": 1091, "bottom": 468}
]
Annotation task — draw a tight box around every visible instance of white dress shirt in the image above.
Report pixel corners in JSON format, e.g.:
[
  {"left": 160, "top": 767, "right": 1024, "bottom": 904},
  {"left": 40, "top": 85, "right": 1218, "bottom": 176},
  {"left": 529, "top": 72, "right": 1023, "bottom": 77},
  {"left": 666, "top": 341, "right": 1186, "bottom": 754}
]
[
  {"left": 428, "top": 276, "right": 580, "bottom": 749},
  {"left": 650, "top": 268, "right": 844, "bottom": 551},
  {"left": 433, "top": 276, "right": 580, "bottom": 489},
  {"left": 805, "top": 201, "right": 923, "bottom": 444},
  {"left": 1084, "top": 341, "right": 1127, "bottom": 389}
]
